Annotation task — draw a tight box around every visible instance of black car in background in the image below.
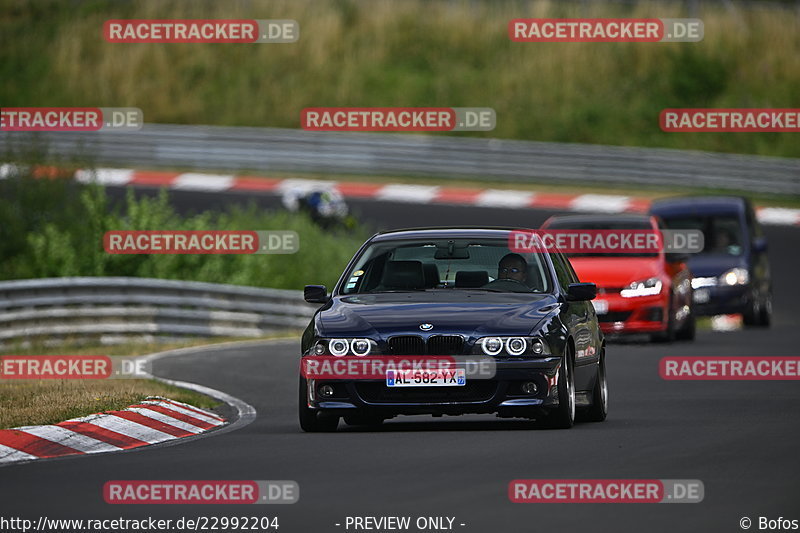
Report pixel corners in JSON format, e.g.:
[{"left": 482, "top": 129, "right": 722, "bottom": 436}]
[
  {"left": 650, "top": 196, "right": 772, "bottom": 326},
  {"left": 300, "top": 228, "right": 607, "bottom": 431}
]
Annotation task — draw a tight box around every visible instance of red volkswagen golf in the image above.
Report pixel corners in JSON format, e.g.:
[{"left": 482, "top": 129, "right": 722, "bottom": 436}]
[{"left": 541, "top": 214, "right": 695, "bottom": 342}]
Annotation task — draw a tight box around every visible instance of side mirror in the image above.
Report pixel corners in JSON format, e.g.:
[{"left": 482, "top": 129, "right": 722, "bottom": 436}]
[
  {"left": 753, "top": 237, "right": 768, "bottom": 253},
  {"left": 666, "top": 252, "right": 689, "bottom": 263},
  {"left": 304, "top": 285, "right": 329, "bottom": 304},
  {"left": 566, "top": 282, "right": 596, "bottom": 302}
]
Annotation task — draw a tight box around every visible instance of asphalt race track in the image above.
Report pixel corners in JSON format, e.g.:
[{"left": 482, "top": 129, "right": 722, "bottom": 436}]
[{"left": 2, "top": 192, "right": 799, "bottom": 532}]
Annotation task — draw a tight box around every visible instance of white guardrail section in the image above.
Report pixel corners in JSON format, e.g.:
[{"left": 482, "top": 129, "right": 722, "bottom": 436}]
[
  {"left": 2, "top": 123, "right": 798, "bottom": 194},
  {"left": 0, "top": 277, "right": 316, "bottom": 347}
]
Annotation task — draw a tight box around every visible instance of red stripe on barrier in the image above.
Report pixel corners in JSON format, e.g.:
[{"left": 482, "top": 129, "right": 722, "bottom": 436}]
[
  {"left": 32, "top": 166, "right": 74, "bottom": 179},
  {"left": 435, "top": 187, "right": 483, "bottom": 204},
  {"left": 626, "top": 198, "right": 651, "bottom": 213},
  {"left": 108, "top": 411, "right": 194, "bottom": 438},
  {"left": 230, "top": 177, "right": 282, "bottom": 191},
  {"left": 130, "top": 404, "right": 215, "bottom": 430},
  {"left": 0, "top": 429, "right": 83, "bottom": 458},
  {"left": 529, "top": 193, "right": 576, "bottom": 209},
  {"left": 335, "top": 182, "right": 384, "bottom": 197},
  {"left": 129, "top": 170, "right": 181, "bottom": 187},
  {"left": 57, "top": 421, "right": 149, "bottom": 449}
]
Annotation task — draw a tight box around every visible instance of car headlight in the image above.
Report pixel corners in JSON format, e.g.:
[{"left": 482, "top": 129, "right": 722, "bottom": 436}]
[
  {"left": 477, "top": 336, "right": 549, "bottom": 357},
  {"left": 481, "top": 337, "right": 504, "bottom": 356},
  {"left": 312, "top": 338, "right": 377, "bottom": 357},
  {"left": 620, "top": 277, "right": 663, "bottom": 298},
  {"left": 720, "top": 267, "right": 749, "bottom": 286},
  {"left": 328, "top": 338, "right": 350, "bottom": 357},
  {"left": 505, "top": 337, "right": 527, "bottom": 356},
  {"left": 312, "top": 343, "right": 326, "bottom": 355},
  {"left": 350, "top": 338, "right": 372, "bottom": 357}
]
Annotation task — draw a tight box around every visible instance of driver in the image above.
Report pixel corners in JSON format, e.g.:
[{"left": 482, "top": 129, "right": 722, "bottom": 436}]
[{"left": 497, "top": 253, "right": 528, "bottom": 283}]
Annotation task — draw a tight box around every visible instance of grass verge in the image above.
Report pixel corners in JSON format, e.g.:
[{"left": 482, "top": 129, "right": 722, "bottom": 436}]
[
  {"left": 1, "top": 0, "right": 798, "bottom": 157},
  {"left": 0, "top": 333, "right": 299, "bottom": 430}
]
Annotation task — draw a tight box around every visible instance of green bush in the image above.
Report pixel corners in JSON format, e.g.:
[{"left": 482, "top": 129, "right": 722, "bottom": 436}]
[{"left": 0, "top": 171, "right": 367, "bottom": 289}]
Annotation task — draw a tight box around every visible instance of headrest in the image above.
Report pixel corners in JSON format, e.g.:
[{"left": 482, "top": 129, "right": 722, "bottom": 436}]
[
  {"left": 381, "top": 261, "right": 425, "bottom": 290},
  {"left": 422, "top": 263, "right": 440, "bottom": 289}
]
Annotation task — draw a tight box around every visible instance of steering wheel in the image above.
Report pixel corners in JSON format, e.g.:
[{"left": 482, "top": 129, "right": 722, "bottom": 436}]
[{"left": 481, "top": 278, "right": 533, "bottom": 293}]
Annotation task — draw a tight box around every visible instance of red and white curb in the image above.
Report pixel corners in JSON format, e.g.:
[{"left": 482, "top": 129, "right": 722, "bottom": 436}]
[
  {"left": 0, "top": 396, "right": 225, "bottom": 465},
  {"left": 76, "top": 168, "right": 800, "bottom": 226},
  {"left": 3, "top": 164, "right": 800, "bottom": 226}
]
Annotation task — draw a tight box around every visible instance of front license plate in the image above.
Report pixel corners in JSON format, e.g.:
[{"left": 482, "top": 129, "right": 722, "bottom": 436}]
[
  {"left": 693, "top": 289, "right": 710, "bottom": 303},
  {"left": 592, "top": 299, "right": 608, "bottom": 315},
  {"left": 386, "top": 368, "right": 466, "bottom": 387}
]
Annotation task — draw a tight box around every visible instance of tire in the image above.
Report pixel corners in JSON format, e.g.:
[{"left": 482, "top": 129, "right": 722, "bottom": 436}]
[
  {"left": 759, "top": 293, "right": 772, "bottom": 327},
  {"left": 651, "top": 297, "right": 676, "bottom": 343},
  {"left": 743, "top": 296, "right": 760, "bottom": 327},
  {"left": 298, "top": 377, "right": 339, "bottom": 432},
  {"left": 675, "top": 308, "right": 696, "bottom": 341},
  {"left": 541, "top": 347, "right": 575, "bottom": 429},
  {"left": 582, "top": 349, "right": 608, "bottom": 422}
]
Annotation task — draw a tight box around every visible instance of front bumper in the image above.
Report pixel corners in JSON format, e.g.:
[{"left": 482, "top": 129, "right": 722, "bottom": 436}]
[
  {"left": 691, "top": 284, "right": 750, "bottom": 316},
  {"left": 304, "top": 358, "right": 563, "bottom": 418},
  {"left": 592, "top": 291, "right": 669, "bottom": 334}
]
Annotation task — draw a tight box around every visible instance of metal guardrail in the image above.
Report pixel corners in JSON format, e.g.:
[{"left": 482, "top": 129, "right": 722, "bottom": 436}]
[
  {"left": 2, "top": 123, "right": 798, "bottom": 194},
  {"left": 0, "top": 277, "right": 316, "bottom": 347}
]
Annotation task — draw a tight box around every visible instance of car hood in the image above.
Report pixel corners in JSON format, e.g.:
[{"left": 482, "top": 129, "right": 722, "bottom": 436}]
[
  {"left": 686, "top": 253, "right": 747, "bottom": 277},
  {"left": 317, "top": 291, "right": 559, "bottom": 338},
  {"left": 567, "top": 257, "right": 662, "bottom": 288}
]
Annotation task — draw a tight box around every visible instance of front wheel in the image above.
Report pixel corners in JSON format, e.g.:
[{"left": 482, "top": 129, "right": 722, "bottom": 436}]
[
  {"left": 675, "top": 308, "right": 696, "bottom": 341},
  {"left": 759, "top": 293, "right": 772, "bottom": 327},
  {"left": 298, "top": 377, "right": 339, "bottom": 432},
  {"left": 651, "top": 296, "right": 676, "bottom": 343},
  {"left": 581, "top": 349, "right": 608, "bottom": 422},
  {"left": 541, "top": 348, "right": 575, "bottom": 429}
]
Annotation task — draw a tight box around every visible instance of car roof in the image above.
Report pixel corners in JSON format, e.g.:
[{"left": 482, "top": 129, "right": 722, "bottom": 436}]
[
  {"left": 370, "top": 227, "right": 533, "bottom": 242},
  {"left": 650, "top": 196, "right": 748, "bottom": 216}
]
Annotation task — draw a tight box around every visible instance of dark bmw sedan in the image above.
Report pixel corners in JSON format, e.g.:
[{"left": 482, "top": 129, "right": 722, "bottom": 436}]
[{"left": 299, "top": 228, "right": 607, "bottom": 431}]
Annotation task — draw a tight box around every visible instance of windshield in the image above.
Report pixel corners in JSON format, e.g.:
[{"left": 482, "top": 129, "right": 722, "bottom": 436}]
[
  {"left": 659, "top": 214, "right": 744, "bottom": 256},
  {"left": 339, "top": 238, "right": 552, "bottom": 294}
]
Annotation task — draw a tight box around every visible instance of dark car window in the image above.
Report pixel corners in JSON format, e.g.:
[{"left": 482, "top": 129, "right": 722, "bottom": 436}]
[
  {"left": 659, "top": 214, "right": 745, "bottom": 256},
  {"left": 563, "top": 254, "right": 581, "bottom": 284},
  {"left": 339, "top": 238, "right": 552, "bottom": 294},
  {"left": 745, "top": 202, "right": 763, "bottom": 240},
  {"left": 550, "top": 252, "right": 573, "bottom": 292}
]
